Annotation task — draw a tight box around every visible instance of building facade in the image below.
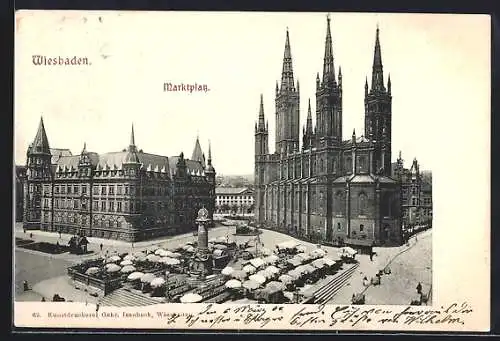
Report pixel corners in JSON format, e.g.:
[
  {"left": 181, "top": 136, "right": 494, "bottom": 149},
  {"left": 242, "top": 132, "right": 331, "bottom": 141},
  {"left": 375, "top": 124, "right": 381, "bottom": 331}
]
[
  {"left": 393, "top": 153, "right": 433, "bottom": 226},
  {"left": 22, "top": 120, "right": 216, "bottom": 242},
  {"left": 15, "top": 165, "right": 27, "bottom": 222},
  {"left": 215, "top": 187, "right": 255, "bottom": 214},
  {"left": 254, "top": 17, "right": 402, "bottom": 246}
]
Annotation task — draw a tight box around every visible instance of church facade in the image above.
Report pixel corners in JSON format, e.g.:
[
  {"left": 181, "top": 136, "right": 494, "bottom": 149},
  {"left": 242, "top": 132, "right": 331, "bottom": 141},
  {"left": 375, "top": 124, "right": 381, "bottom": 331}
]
[
  {"left": 22, "top": 119, "right": 216, "bottom": 242},
  {"left": 254, "top": 17, "right": 402, "bottom": 246}
]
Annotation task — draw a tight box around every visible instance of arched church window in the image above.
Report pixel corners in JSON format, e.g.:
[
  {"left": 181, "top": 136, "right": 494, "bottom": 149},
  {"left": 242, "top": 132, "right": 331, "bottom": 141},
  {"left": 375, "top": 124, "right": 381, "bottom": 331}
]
[
  {"left": 382, "top": 192, "right": 391, "bottom": 217},
  {"left": 358, "top": 192, "right": 367, "bottom": 215},
  {"left": 346, "top": 157, "right": 352, "bottom": 173},
  {"left": 358, "top": 156, "right": 366, "bottom": 173},
  {"left": 334, "top": 191, "right": 344, "bottom": 214}
]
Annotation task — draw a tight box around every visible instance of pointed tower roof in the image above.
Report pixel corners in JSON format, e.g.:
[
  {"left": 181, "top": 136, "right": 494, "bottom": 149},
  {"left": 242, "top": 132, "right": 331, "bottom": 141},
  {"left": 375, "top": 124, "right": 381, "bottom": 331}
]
[
  {"left": 257, "top": 94, "right": 266, "bottom": 131},
  {"left": 280, "top": 27, "right": 295, "bottom": 92},
  {"left": 124, "top": 125, "right": 140, "bottom": 163},
  {"left": 388, "top": 73, "right": 392, "bottom": 94},
  {"left": 206, "top": 139, "right": 215, "bottom": 172},
  {"left": 191, "top": 135, "right": 206, "bottom": 168},
  {"left": 32, "top": 117, "right": 51, "bottom": 154},
  {"left": 306, "top": 98, "right": 313, "bottom": 134},
  {"left": 322, "top": 14, "right": 336, "bottom": 84},
  {"left": 371, "top": 25, "right": 385, "bottom": 92}
]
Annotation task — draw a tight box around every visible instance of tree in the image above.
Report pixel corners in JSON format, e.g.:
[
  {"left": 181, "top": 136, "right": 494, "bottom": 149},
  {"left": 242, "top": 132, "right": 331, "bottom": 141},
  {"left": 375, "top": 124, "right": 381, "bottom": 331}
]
[
  {"left": 231, "top": 205, "right": 238, "bottom": 214},
  {"left": 221, "top": 204, "right": 230, "bottom": 214}
]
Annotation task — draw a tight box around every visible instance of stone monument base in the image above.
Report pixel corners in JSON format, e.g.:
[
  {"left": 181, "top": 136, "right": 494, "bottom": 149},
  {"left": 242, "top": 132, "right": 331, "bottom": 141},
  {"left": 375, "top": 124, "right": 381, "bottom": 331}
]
[{"left": 189, "top": 252, "right": 213, "bottom": 277}]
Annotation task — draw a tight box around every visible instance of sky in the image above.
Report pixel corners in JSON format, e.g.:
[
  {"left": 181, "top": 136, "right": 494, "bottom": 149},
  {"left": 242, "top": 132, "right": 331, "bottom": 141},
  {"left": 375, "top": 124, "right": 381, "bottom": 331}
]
[{"left": 15, "top": 11, "right": 490, "bottom": 176}]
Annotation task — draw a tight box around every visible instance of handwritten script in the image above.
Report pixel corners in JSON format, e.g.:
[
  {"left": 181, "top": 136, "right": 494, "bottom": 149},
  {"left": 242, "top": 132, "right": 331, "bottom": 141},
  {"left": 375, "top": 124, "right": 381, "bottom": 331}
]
[{"left": 153, "top": 302, "right": 473, "bottom": 329}]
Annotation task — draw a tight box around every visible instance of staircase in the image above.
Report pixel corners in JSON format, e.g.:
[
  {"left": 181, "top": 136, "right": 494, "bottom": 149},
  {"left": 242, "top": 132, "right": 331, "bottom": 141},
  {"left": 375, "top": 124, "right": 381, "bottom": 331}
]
[
  {"left": 301, "top": 263, "right": 359, "bottom": 304},
  {"left": 100, "top": 288, "right": 162, "bottom": 307}
]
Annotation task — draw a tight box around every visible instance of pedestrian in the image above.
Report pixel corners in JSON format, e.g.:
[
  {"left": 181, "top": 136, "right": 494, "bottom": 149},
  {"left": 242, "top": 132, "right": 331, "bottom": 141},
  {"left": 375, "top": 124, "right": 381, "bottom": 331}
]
[
  {"left": 416, "top": 282, "right": 422, "bottom": 294},
  {"left": 41, "top": 297, "right": 45, "bottom": 302},
  {"left": 370, "top": 252, "right": 373, "bottom": 261},
  {"left": 23, "top": 280, "right": 29, "bottom": 291},
  {"left": 30, "top": 233, "right": 33, "bottom": 239},
  {"left": 59, "top": 231, "right": 61, "bottom": 238},
  {"left": 23, "top": 228, "right": 26, "bottom": 234},
  {"left": 131, "top": 242, "right": 134, "bottom": 249},
  {"left": 96, "top": 302, "right": 100, "bottom": 313},
  {"left": 100, "top": 243, "right": 103, "bottom": 252}
]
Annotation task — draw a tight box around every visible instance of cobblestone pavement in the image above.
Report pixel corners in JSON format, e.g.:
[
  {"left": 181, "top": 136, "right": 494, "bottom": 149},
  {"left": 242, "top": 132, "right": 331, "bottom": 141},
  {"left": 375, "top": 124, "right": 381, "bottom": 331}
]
[
  {"left": 14, "top": 222, "right": 432, "bottom": 305},
  {"left": 331, "top": 229, "right": 432, "bottom": 305}
]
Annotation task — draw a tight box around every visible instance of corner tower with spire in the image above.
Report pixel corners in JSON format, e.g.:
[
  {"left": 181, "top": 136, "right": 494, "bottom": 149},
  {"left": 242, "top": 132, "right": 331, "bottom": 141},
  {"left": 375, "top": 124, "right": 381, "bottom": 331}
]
[
  {"left": 364, "top": 25, "right": 392, "bottom": 176},
  {"left": 275, "top": 27, "right": 300, "bottom": 155},
  {"left": 24, "top": 117, "right": 53, "bottom": 229}
]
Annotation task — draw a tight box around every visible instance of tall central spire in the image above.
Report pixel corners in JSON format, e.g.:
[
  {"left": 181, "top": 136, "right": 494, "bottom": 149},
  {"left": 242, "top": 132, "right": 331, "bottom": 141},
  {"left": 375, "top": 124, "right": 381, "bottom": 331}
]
[
  {"left": 371, "top": 25, "right": 385, "bottom": 92},
  {"left": 280, "top": 27, "right": 295, "bottom": 92},
  {"left": 323, "top": 14, "right": 336, "bottom": 84}
]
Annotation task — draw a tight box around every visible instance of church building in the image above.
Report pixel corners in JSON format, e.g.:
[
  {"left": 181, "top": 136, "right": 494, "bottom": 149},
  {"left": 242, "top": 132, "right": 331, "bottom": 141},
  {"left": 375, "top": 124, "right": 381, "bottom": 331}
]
[{"left": 254, "top": 16, "right": 402, "bottom": 246}]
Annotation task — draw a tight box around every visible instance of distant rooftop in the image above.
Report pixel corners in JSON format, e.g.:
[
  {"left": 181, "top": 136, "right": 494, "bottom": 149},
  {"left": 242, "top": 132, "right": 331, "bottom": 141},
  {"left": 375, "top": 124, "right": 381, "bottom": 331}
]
[{"left": 215, "top": 187, "right": 253, "bottom": 195}]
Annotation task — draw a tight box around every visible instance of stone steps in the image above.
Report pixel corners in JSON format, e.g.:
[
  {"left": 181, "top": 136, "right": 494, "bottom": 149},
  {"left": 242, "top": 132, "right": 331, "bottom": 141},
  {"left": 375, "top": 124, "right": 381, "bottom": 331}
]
[{"left": 100, "top": 288, "right": 161, "bottom": 307}]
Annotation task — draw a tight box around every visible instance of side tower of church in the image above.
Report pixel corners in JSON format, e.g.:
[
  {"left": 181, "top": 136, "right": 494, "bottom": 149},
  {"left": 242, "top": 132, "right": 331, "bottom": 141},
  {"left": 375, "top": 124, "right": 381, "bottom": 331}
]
[{"left": 364, "top": 26, "right": 392, "bottom": 177}]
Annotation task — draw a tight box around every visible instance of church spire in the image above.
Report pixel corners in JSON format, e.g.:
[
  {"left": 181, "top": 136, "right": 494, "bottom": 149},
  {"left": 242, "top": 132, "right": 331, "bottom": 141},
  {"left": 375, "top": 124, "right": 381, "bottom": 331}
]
[
  {"left": 371, "top": 25, "right": 385, "bottom": 92},
  {"left": 257, "top": 94, "right": 266, "bottom": 131},
  {"left": 280, "top": 27, "right": 295, "bottom": 92},
  {"left": 32, "top": 117, "right": 51, "bottom": 154},
  {"left": 306, "top": 98, "right": 313, "bottom": 134},
  {"left": 322, "top": 13, "right": 336, "bottom": 85}
]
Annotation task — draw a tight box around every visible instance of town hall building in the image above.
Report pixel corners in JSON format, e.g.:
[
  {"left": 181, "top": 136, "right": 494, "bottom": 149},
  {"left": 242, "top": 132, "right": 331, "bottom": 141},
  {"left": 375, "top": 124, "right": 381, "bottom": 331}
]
[{"left": 22, "top": 120, "right": 216, "bottom": 242}]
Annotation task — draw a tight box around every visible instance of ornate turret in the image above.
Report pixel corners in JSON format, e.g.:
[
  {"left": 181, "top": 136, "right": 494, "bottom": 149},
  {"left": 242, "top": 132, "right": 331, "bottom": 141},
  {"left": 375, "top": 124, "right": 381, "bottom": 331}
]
[
  {"left": 124, "top": 124, "right": 140, "bottom": 164},
  {"left": 24, "top": 117, "right": 53, "bottom": 229},
  {"left": 206, "top": 140, "right": 215, "bottom": 173}
]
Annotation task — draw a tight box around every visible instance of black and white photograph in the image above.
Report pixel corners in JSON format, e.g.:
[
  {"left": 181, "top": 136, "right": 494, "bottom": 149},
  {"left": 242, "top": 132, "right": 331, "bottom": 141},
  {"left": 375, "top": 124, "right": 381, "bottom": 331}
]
[{"left": 13, "top": 11, "right": 489, "bottom": 331}]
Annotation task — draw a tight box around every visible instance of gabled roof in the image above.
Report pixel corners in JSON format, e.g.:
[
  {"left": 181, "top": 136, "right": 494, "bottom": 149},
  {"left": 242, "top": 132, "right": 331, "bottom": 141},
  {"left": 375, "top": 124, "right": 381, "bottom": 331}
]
[
  {"left": 342, "top": 135, "right": 373, "bottom": 148},
  {"left": 349, "top": 174, "right": 376, "bottom": 183},
  {"left": 421, "top": 181, "right": 432, "bottom": 192},
  {"left": 215, "top": 187, "right": 253, "bottom": 195},
  {"left": 52, "top": 150, "right": 205, "bottom": 177}
]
